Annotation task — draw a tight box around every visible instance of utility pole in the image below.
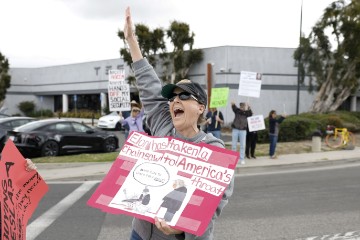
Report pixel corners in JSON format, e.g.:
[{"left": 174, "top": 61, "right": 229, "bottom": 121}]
[
  {"left": 207, "top": 63, "right": 212, "bottom": 108},
  {"left": 296, "top": 0, "right": 303, "bottom": 115}
]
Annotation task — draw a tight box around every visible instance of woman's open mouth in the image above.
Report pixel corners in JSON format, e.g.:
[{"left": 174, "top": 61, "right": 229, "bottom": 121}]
[{"left": 174, "top": 108, "right": 184, "bottom": 118}]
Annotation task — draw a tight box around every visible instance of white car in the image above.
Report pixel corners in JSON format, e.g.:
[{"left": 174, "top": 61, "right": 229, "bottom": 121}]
[{"left": 97, "top": 112, "right": 122, "bottom": 130}]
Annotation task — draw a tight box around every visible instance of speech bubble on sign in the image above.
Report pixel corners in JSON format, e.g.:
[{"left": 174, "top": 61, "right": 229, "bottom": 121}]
[{"left": 133, "top": 162, "right": 170, "bottom": 187}]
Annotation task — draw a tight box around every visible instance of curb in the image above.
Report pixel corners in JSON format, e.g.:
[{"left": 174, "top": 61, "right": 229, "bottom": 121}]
[{"left": 234, "top": 157, "right": 360, "bottom": 174}]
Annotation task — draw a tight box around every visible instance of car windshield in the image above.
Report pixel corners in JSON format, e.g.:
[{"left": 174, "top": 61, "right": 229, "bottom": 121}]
[
  {"left": 106, "top": 112, "right": 118, "bottom": 117},
  {"left": 14, "top": 120, "right": 54, "bottom": 132}
]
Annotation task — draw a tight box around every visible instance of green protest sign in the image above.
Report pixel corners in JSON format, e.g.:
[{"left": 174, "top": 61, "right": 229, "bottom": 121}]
[{"left": 210, "top": 87, "right": 229, "bottom": 108}]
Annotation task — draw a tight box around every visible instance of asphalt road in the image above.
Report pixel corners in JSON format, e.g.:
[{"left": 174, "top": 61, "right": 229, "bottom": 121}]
[{"left": 27, "top": 163, "right": 360, "bottom": 240}]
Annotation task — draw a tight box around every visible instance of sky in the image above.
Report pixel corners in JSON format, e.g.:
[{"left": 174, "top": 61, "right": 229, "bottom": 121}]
[{"left": 0, "top": 0, "right": 335, "bottom": 68}]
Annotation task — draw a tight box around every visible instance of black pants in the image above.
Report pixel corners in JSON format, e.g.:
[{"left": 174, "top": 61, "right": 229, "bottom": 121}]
[{"left": 245, "top": 131, "right": 257, "bottom": 157}]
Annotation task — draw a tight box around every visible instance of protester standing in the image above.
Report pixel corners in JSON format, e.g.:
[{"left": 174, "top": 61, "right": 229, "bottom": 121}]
[
  {"left": 268, "top": 110, "right": 286, "bottom": 159},
  {"left": 245, "top": 106, "right": 258, "bottom": 159},
  {"left": 245, "top": 126, "right": 258, "bottom": 159},
  {"left": 120, "top": 101, "right": 144, "bottom": 139},
  {"left": 206, "top": 107, "right": 224, "bottom": 139},
  {"left": 123, "top": 7, "right": 233, "bottom": 240},
  {"left": 231, "top": 102, "right": 252, "bottom": 164}
]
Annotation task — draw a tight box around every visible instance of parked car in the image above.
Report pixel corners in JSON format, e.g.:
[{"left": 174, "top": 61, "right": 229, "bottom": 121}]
[
  {"left": 97, "top": 112, "right": 122, "bottom": 130},
  {"left": 0, "top": 113, "right": 11, "bottom": 118},
  {"left": 6, "top": 119, "right": 119, "bottom": 157},
  {"left": 0, "top": 117, "right": 36, "bottom": 151}
]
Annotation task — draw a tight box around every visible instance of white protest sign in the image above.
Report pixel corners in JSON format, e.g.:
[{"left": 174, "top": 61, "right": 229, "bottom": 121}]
[
  {"left": 238, "top": 71, "right": 262, "bottom": 98},
  {"left": 108, "top": 69, "right": 131, "bottom": 111},
  {"left": 247, "top": 114, "right": 266, "bottom": 132}
]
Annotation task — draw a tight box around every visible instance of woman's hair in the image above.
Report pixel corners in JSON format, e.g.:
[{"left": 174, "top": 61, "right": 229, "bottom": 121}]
[
  {"left": 269, "top": 110, "right": 276, "bottom": 119},
  {"left": 174, "top": 179, "right": 186, "bottom": 188}
]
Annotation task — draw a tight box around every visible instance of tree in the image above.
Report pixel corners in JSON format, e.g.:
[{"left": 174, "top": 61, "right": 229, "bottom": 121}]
[
  {"left": 118, "top": 21, "right": 203, "bottom": 85},
  {"left": 0, "top": 52, "right": 11, "bottom": 108},
  {"left": 294, "top": 0, "right": 360, "bottom": 113}
]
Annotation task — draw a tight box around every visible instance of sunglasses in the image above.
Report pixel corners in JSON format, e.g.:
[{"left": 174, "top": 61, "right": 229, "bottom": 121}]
[
  {"left": 132, "top": 109, "right": 140, "bottom": 112},
  {"left": 168, "top": 92, "right": 198, "bottom": 102}
]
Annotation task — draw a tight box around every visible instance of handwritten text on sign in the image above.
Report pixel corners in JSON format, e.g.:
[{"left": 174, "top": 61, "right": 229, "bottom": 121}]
[
  {"left": 0, "top": 140, "right": 48, "bottom": 240},
  {"left": 247, "top": 115, "right": 266, "bottom": 132},
  {"left": 108, "top": 69, "right": 131, "bottom": 111},
  {"left": 210, "top": 87, "right": 229, "bottom": 108},
  {"left": 238, "top": 71, "right": 262, "bottom": 98}
]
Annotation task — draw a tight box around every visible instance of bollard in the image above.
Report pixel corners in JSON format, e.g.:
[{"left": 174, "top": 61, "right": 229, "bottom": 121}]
[{"left": 312, "top": 136, "right": 321, "bottom": 152}]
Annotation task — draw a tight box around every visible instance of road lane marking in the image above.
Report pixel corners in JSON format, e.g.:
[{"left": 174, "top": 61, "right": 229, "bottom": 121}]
[
  {"left": 26, "top": 181, "right": 99, "bottom": 240},
  {"left": 296, "top": 230, "right": 360, "bottom": 239}
]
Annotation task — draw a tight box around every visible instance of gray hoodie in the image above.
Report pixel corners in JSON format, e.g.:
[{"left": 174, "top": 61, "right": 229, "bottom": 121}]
[{"left": 131, "top": 58, "right": 234, "bottom": 240}]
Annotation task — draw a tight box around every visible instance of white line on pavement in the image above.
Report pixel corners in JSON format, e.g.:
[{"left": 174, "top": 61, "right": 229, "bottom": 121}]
[
  {"left": 26, "top": 181, "right": 99, "bottom": 240},
  {"left": 296, "top": 230, "right": 360, "bottom": 240}
]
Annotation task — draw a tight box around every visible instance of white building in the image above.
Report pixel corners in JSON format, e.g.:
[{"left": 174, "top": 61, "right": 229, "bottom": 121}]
[{"left": 6, "top": 46, "right": 359, "bottom": 126}]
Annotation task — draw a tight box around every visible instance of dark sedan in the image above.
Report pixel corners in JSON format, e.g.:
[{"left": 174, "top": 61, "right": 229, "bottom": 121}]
[
  {"left": 6, "top": 119, "right": 119, "bottom": 157},
  {"left": 0, "top": 116, "right": 36, "bottom": 151}
]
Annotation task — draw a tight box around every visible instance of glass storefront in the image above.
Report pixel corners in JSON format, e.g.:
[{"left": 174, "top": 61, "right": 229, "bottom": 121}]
[{"left": 54, "top": 94, "right": 101, "bottom": 113}]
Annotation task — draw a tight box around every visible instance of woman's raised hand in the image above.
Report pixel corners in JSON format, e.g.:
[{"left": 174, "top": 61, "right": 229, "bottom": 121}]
[
  {"left": 124, "top": 7, "right": 136, "bottom": 42},
  {"left": 123, "top": 7, "right": 143, "bottom": 62}
]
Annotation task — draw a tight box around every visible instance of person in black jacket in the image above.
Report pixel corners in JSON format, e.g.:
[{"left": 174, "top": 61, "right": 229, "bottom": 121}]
[
  {"left": 231, "top": 102, "right": 252, "bottom": 164},
  {"left": 206, "top": 108, "right": 224, "bottom": 139},
  {"left": 246, "top": 125, "right": 258, "bottom": 159},
  {"left": 268, "top": 110, "right": 286, "bottom": 159}
]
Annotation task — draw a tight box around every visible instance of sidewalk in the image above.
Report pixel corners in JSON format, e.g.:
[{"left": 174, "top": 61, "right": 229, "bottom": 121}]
[{"left": 36, "top": 147, "right": 360, "bottom": 181}]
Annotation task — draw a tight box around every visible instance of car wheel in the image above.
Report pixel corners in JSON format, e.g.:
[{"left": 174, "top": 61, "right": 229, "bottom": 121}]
[
  {"left": 115, "top": 122, "right": 122, "bottom": 131},
  {"left": 41, "top": 141, "right": 59, "bottom": 157},
  {"left": 103, "top": 137, "right": 117, "bottom": 152}
]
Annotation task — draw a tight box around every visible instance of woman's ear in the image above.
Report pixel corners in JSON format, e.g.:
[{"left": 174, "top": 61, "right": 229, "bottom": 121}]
[{"left": 198, "top": 105, "right": 205, "bottom": 115}]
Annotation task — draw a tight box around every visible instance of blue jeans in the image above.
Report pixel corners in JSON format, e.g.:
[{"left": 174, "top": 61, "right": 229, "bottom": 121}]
[
  {"left": 232, "top": 129, "right": 247, "bottom": 160},
  {"left": 208, "top": 130, "right": 221, "bottom": 139},
  {"left": 129, "top": 230, "right": 143, "bottom": 240},
  {"left": 269, "top": 134, "right": 278, "bottom": 157}
]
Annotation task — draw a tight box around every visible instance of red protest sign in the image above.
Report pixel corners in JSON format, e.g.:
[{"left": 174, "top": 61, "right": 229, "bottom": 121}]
[{"left": 0, "top": 140, "right": 48, "bottom": 240}]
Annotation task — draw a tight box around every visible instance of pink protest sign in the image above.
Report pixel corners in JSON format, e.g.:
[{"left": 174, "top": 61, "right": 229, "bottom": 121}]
[
  {"left": 88, "top": 132, "right": 238, "bottom": 236},
  {"left": 0, "top": 140, "right": 49, "bottom": 240}
]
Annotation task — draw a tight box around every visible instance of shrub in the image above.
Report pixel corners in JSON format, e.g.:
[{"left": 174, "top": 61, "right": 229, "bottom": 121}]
[
  {"left": 18, "top": 101, "right": 35, "bottom": 116},
  {"left": 256, "top": 111, "right": 359, "bottom": 143},
  {"left": 60, "top": 110, "right": 101, "bottom": 119},
  {"left": 30, "top": 109, "right": 54, "bottom": 118}
]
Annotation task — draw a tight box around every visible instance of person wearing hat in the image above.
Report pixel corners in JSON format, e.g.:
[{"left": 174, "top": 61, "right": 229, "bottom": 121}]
[
  {"left": 119, "top": 100, "right": 143, "bottom": 138},
  {"left": 123, "top": 7, "right": 233, "bottom": 240},
  {"left": 119, "top": 101, "right": 145, "bottom": 139}
]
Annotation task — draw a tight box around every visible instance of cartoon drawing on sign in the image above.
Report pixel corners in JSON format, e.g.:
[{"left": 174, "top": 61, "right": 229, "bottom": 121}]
[
  {"left": 157, "top": 179, "right": 188, "bottom": 223},
  {"left": 109, "top": 160, "right": 195, "bottom": 224},
  {"left": 110, "top": 162, "right": 170, "bottom": 214},
  {"left": 122, "top": 186, "right": 151, "bottom": 213}
]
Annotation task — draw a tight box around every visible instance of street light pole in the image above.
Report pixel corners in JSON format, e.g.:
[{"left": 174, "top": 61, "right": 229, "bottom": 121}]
[{"left": 296, "top": 0, "right": 303, "bottom": 115}]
